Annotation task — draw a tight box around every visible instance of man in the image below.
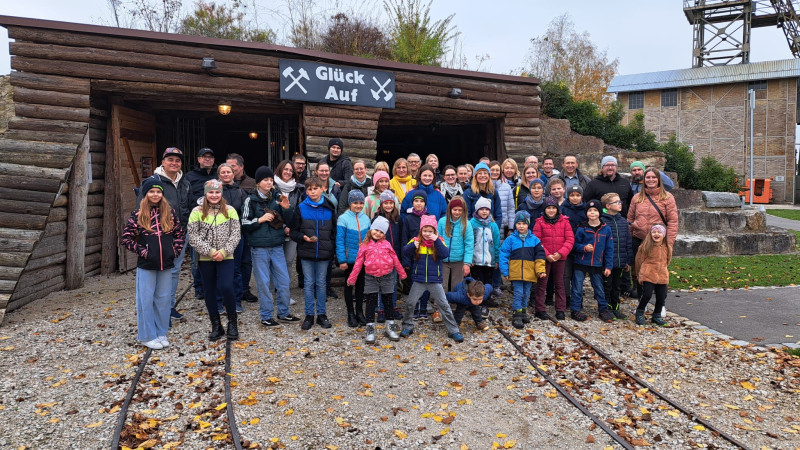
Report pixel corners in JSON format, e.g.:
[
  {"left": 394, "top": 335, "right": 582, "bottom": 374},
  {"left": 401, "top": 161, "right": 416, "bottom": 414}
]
[
  {"left": 555, "top": 154, "right": 591, "bottom": 191},
  {"left": 583, "top": 155, "right": 634, "bottom": 217},
  {"left": 539, "top": 157, "right": 557, "bottom": 185},
  {"left": 322, "top": 138, "right": 353, "bottom": 188},
  {"left": 456, "top": 165, "right": 471, "bottom": 188},
  {"left": 407, "top": 153, "right": 422, "bottom": 179},
  {"left": 629, "top": 161, "right": 674, "bottom": 195},
  {"left": 226, "top": 153, "right": 256, "bottom": 194},
  {"left": 292, "top": 154, "right": 309, "bottom": 184},
  {"left": 524, "top": 155, "right": 539, "bottom": 172},
  {"left": 184, "top": 147, "right": 218, "bottom": 298}
]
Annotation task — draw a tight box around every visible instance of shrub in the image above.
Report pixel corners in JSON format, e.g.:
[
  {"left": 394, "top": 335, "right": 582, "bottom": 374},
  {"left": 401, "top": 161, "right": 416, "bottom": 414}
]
[
  {"left": 661, "top": 135, "right": 697, "bottom": 189},
  {"left": 693, "top": 156, "right": 740, "bottom": 192}
]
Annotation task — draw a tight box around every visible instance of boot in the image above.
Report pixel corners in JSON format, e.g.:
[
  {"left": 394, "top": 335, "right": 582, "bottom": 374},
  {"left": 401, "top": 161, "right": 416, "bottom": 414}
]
[
  {"left": 208, "top": 313, "right": 225, "bottom": 341},
  {"left": 347, "top": 312, "right": 358, "bottom": 328},
  {"left": 365, "top": 323, "right": 377, "bottom": 344},
  {"left": 226, "top": 312, "right": 239, "bottom": 340},
  {"left": 301, "top": 315, "right": 314, "bottom": 330},
  {"left": 635, "top": 309, "right": 646, "bottom": 326},
  {"left": 355, "top": 306, "right": 367, "bottom": 326},
  {"left": 385, "top": 320, "right": 400, "bottom": 341},
  {"left": 316, "top": 314, "right": 332, "bottom": 328},
  {"left": 512, "top": 310, "right": 525, "bottom": 330},
  {"left": 521, "top": 307, "right": 531, "bottom": 324}
]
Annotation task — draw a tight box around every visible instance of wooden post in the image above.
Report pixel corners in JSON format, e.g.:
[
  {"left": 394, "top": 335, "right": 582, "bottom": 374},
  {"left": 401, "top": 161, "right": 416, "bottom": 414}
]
[
  {"left": 65, "top": 130, "right": 89, "bottom": 289},
  {"left": 101, "top": 98, "right": 120, "bottom": 274}
]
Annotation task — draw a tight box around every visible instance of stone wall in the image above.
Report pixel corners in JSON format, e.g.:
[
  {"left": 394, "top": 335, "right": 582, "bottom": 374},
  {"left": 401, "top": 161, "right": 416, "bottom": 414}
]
[{"left": 0, "top": 75, "right": 10, "bottom": 133}]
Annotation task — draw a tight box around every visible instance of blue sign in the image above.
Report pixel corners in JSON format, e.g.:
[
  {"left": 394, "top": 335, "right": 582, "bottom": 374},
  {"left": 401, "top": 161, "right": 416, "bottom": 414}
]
[{"left": 279, "top": 59, "right": 395, "bottom": 109}]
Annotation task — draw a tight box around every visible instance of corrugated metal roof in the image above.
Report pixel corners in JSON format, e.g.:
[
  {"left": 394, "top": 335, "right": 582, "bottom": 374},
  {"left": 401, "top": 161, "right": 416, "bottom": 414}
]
[{"left": 607, "top": 59, "right": 800, "bottom": 93}]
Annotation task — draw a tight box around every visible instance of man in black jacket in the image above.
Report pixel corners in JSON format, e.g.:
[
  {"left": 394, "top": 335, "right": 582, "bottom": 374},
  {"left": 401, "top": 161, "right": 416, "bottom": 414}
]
[
  {"left": 582, "top": 155, "right": 633, "bottom": 217},
  {"left": 322, "top": 138, "right": 353, "bottom": 188},
  {"left": 555, "top": 154, "right": 591, "bottom": 191}
]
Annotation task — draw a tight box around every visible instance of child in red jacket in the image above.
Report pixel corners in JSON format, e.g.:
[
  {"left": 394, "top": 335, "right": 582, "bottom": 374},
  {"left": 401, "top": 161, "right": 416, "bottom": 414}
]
[{"left": 533, "top": 196, "right": 575, "bottom": 321}]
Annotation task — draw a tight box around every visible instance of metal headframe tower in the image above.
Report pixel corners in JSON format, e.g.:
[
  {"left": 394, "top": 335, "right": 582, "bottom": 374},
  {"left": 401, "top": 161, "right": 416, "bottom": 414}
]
[{"left": 684, "top": 0, "right": 800, "bottom": 67}]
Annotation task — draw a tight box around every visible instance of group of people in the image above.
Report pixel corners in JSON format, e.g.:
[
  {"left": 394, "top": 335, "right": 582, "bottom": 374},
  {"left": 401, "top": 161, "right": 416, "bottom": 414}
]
[{"left": 122, "top": 139, "right": 678, "bottom": 350}]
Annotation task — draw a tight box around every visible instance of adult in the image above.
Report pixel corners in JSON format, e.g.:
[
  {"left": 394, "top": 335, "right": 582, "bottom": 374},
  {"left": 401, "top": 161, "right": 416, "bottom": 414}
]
[
  {"left": 374, "top": 161, "right": 390, "bottom": 174},
  {"left": 365, "top": 170, "right": 398, "bottom": 219},
  {"left": 524, "top": 155, "right": 539, "bottom": 173},
  {"left": 389, "top": 157, "right": 417, "bottom": 205},
  {"left": 218, "top": 163, "right": 248, "bottom": 312},
  {"left": 399, "top": 164, "right": 447, "bottom": 220},
  {"left": 440, "top": 165, "right": 463, "bottom": 202},
  {"left": 539, "top": 157, "right": 557, "bottom": 185},
  {"left": 226, "top": 153, "right": 255, "bottom": 194},
  {"left": 337, "top": 160, "right": 373, "bottom": 215},
  {"left": 456, "top": 165, "right": 471, "bottom": 189},
  {"left": 275, "top": 159, "right": 306, "bottom": 297},
  {"left": 426, "top": 153, "right": 442, "bottom": 184},
  {"left": 184, "top": 147, "right": 217, "bottom": 299},
  {"left": 407, "top": 153, "right": 422, "bottom": 179},
  {"left": 555, "top": 154, "right": 591, "bottom": 191},
  {"left": 630, "top": 161, "right": 674, "bottom": 195},
  {"left": 583, "top": 156, "right": 634, "bottom": 217},
  {"left": 501, "top": 158, "right": 520, "bottom": 188},
  {"left": 463, "top": 162, "right": 502, "bottom": 224},
  {"left": 292, "top": 154, "right": 309, "bottom": 184},
  {"left": 315, "top": 162, "right": 341, "bottom": 210},
  {"left": 513, "top": 163, "right": 540, "bottom": 211},
  {"left": 489, "top": 160, "right": 515, "bottom": 234},
  {"left": 322, "top": 138, "right": 353, "bottom": 188}
]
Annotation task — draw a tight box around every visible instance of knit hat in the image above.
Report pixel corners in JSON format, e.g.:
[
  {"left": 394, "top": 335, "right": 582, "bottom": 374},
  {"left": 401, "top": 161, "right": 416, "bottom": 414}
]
[
  {"left": 411, "top": 189, "right": 427, "bottom": 203},
  {"left": 567, "top": 185, "right": 584, "bottom": 196},
  {"left": 162, "top": 147, "right": 183, "bottom": 162},
  {"left": 475, "top": 196, "right": 492, "bottom": 211},
  {"left": 198, "top": 147, "right": 214, "bottom": 157},
  {"left": 514, "top": 210, "right": 531, "bottom": 225},
  {"left": 371, "top": 216, "right": 390, "bottom": 234},
  {"left": 601, "top": 156, "right": 618, "bottom": 167},
  {"left": 449, "top": 197, "right": 464, "bottom": 210},
  {"left": 328, "top": 138, "right": 344, "bottom": 151},
  {"left": 255, "top": 166, "right": 274, "bottom": 184},
  {"left": 379, "top": 190, "right": 395, "bottom": 204},
  {"left": 372, "top": 170, "right": 390, "bottom": 184},
  {"left": 141, "top": 175, "right": 163, "bottom": 194},
  {"left": 630, "top": 161, "right": 646, "bottom": 172},
  {"left": 419, "top": 214, "right": 437, "bottom": 231},
  {"left": 651, "top": 224, "right": 667, "bottom": 235},
  {"left": 586, "top": 199, "right": 602, "bottom": 214},
  {"left": 348, "top": 190, "right": 365, "bottom": 205},
  {"left": 529, "top": 178, "right": 544, "bottom": 187},
  {"left": 204, "top": 179, "right": 223, "bottom": 195},
  {"left": 543, "top": 196, "right": 559, "bottom": 207},
  {"left": 473, "top": 162, "right": 491, "bottom": 176}
]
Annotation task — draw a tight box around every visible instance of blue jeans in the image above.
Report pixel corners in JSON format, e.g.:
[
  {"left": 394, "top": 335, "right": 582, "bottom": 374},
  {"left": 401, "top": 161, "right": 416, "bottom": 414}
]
[
  {"left": 217, "top": 239, "right": 243, "bottom": 311},
  {"left": 170, "top": 244, "right": 186, "bottom": 307},
  {"left": 252, "top": 246, "right": 291, "bottom": 320},
  {"left": 511, "top": 280, "right": 532, "bottom": 311},
  {"left": 301, "top": 259, "right": 328, "bottom": 316},
  {"left": 570, "top": 269, "right": 608, "bottom": 312},
  {"left": 136, "top": 267, "right": 172, "bottom": 342}
]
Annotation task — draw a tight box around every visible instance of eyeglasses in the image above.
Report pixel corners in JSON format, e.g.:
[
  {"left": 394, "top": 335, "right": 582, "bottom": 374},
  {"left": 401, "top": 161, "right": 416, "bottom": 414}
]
[
  {"left": 610, "top": 200, "right": 623, "bottom": 205},
  {"left": 408, "top": 160, "right": 421, "bottom": 164}
]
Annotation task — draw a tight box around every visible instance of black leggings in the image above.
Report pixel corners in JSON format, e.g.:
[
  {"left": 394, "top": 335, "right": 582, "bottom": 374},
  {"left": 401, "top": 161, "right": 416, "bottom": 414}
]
[
  {"left": 365, "top": 292, "right": 395, "bottom": 322},
  {"left": 636, "top": 282, "right": 667, "bottom": 316},
  {"left": 343, "top": 263, "right": 365, "bottom": 315}
]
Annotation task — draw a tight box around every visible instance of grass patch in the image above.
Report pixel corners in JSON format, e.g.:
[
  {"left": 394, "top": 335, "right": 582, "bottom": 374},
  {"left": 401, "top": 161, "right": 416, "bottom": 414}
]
[
  {"left": 766, "top": 209, "right": 800, "bottom": 220},
  {"left": 787, "top": 348, "right": 800, "bottom": 357},
  {"left": 670, "top": 253, "right": 800, "bottom": 290}
]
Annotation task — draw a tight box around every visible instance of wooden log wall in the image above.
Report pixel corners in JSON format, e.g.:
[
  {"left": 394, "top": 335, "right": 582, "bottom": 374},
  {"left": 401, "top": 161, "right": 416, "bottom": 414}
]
[
  {"left": 303, "top": 104, "right": 381, "bottom": 167},
  {"left": 503, "top": 113, "right": 542, "bottom": 165}
]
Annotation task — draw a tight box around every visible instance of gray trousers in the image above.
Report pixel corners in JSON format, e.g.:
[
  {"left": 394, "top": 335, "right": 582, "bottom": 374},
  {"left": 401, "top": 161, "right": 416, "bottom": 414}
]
[{"left": 403, "top": 282, "right": 459, "bottom": 334}]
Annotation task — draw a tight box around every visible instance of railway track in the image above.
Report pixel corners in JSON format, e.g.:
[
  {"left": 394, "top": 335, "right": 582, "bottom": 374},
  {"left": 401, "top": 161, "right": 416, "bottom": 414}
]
[
  {"left": 109, "top": 285, "right": 244, "bottom": 450},
  {"left": 492, "top": 315, "right": 752, "bottom": 449}
]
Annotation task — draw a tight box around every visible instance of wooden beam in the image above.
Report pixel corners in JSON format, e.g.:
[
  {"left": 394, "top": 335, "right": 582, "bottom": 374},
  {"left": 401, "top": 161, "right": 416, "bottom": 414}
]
[
  {"left": 14, "top": 102, "right": 91, "bottom": 122},
  {"left": 9, "top": 71, "right": 90, "bottom": 94},
  {"left": 65, "top": 130, "right": 90, "bottom": 290},
  {"left": 3, "top": 129, "right": 87, "bottom": 145},
  {"left": 101, "top": 99, "right": 119, "bottom": 275},
  {"left": 12, "top": 86, "right": 90, "bottom": 109},
  {"left": 395, "top": 72, "right": 539, "bottom": 96}
]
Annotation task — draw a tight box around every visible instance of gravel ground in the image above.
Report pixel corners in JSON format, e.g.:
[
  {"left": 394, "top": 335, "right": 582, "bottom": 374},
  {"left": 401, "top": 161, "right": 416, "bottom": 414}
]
[{"left": 0, "top": 269, "right": 799, "bottom": 449}]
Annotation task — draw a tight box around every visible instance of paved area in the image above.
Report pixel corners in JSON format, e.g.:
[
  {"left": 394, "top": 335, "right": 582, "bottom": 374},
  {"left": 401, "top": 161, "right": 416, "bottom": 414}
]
[{"left": 766, "top": 212, "right": 800, "bottom": 231}]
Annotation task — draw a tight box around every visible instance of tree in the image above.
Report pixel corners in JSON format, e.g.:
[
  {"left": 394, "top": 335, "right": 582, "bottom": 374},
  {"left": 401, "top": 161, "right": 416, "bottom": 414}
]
[
  {"left": 383, "top": 0, "right": 458, "bottom": 66},
  {"left": 126, "top": 0, "right": 184, "bottom": 32},
  {"left": 525, "top": 13, "right": 618, "bottom": 110},
  {"left": 286, "top": 0, "right": 323, "bottom": 49},
  {"left": 180, "top": 1, "right": 275, "bottom": 42},
  {"left": 320, "top": 13, "right": 391, "bottom": 59}
]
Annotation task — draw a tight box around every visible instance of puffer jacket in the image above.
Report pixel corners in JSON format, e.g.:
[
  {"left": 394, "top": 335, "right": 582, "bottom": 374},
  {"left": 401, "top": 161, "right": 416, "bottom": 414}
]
[
  {"left": 401, "top": 210, "right": 424, "bottom": 247},
  {"left": 400, "top": 183, "right": 447, "bottom": 220},
  {"left": 469, "top": 217, "right": 501, "bottom": 267},
  {"left": 347, "top": 239, "right": 407, "bottom": 284},
  {"left": 463, "top": 187, "right": 502, "bottom": 225},
  {"left": 627, "top": 191, "right": 679, "bottom": 247},
  {"left": 601, "top": 211, "right": 633, "bottom": 268},
  {"left": 337, "top": 175, "right": 373, "bottom": 215},
  {"left": 498, "top": 230, "right": 546, "bottom": 281},
  {"left": 560, "top": 201, "right": 587, "bottom": 233},
  {"left": 222, "top": 183, "right": 248, "bottom": 216},
  {"left": 446, "top": 277, "right": 493, "bottom": 305},
  {"left": 635, "top": 243, "right": 672, "bottom": 285},
  {"left": 336, "top": 209, "right": 371, "bottom": 264},
  {"left": 573, "top": 222, "right": 613, "bottom": 270},
  {"left": 121, "top": 206, "right": 185, "bottom": 271},
  {"left": 533, "top": 213, "right": 575, "bottom": 258},
  {"left": 365, "top": 187, "right": 398, "bottom": 219},
  {"left": 289, "top": 196, "right": 337, "bottom": 261},
  {"left": 493, "top": 180, "right": 515, "bottom": 231},
  {"left": 241, "top": 189, "right": 293, "bottom": 248},
  {"left": 437, "top": 216, "right": 474, "bottom": 264},
  {"left": 377, "top": 212, "right": 402, "bottom": 256},
  {"left": 402, "top": 236, "right": 450, "bottom": 283},
  {"left": 187, "top": 204, "right": 240, "bottom": 261}
]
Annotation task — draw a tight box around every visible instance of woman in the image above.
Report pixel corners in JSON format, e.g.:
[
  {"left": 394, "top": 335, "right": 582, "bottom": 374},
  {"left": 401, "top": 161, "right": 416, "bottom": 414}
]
[
  {"left": 374, "top": 161, "right": 390, "bottom": 174},
  {"left": 389, "top": 158, "right": 417, "bottom": 205},
  {"left": 628, "top": 167, "right": 679, "bottom": 250},
  {"left": 502, "top": 158, "right": 520, "bottom": 189},
  {"left": 439, "top": 165, "right": 463, "bottom": 203},
  {"left": 365, "top": 170, "right": 398, "bottom": 219},
  {"left": 490, "top": 160, "right": 515, "bottom": 235},
  {"left": 217, "top": 163, "right": 248, "bottom": 313},
  {"left": 187, "top": 179, "right": 241, "bottom": 341},
  {"left": 399, "top": 164, "right": 447, "bottom": 220},
  {"left": 315, "top": 161, "right": 341, "bottom": 210},
  {"left": 337, "top": 160, "right": 373, "bottom": 215},
  {"left": 463, "top": 162, "right": 502, "bottom": 224},
  {"left": 514, "top": 163, "right": 540, "bottom": 211},
  {"left": 275, "top": 159, "right": 306, "bottom": 296},
  {"left": 426, "top": 153, "right": 442, "bottom": 185}
]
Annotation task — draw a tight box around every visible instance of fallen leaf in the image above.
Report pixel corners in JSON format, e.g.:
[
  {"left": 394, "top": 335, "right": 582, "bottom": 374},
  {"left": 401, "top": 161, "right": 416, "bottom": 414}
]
[
  {"left": 85, "top": 420, "right": 102, "bottom": 428},
  {"left": 503, "top": 440, "right": 516, "bottom": 448},
  {"left": 249, "top": 418, "right": 260, "bottom": 425},
  {"left": 394, "top": 429, "right": 407, "bottom": 439},
  {"left": 740, "top": 381, "right": 756, "bottom": 390}
]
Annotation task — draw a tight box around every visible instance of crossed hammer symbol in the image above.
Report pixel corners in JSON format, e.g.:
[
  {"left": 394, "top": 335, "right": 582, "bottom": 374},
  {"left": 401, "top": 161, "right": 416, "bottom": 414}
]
[
  {"left": 283, "top": 66, "right": 310, "bottom": 94},
  {"left": 371, "top": 77, "right": 393, "bottom": 102}
]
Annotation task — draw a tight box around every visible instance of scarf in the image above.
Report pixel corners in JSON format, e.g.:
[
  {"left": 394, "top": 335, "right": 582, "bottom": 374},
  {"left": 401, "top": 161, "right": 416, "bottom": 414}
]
[
  {"left": 393, "top": 175, "right": 414, "bottom": 192},
  {"left": 472, "top": 211, "right": 493, "bottom": 227},
  {"left": 518, "top": 231, "right": 528, "bottom": 240},
  {"left": 524, "top": 195, "right": 543, "bottom": 209},
  {"left": 274, "top": 177, "right": 296, "bottom": 195},
  {"left": 305, "top": 196, "right": 324, "bottom": 207},
  {"left": 441, "top": 182, "right": 463, "bottom": 199},
  {"left": 544, "top": 211, "right": 561, "bottom": 224},
  {"left": 408, "top": 207, "right": 428, "bottom": 217},
  {"left": 421, "top": 239, "right": 435, "bottom": 247},
  {"left": 350, "top": 174, "right": 369, "bottom": 187}
]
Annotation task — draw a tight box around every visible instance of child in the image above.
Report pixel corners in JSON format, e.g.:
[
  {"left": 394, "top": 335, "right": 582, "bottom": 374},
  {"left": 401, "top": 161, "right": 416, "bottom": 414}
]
[
  {"left": 187, "top": 179, "right": 241, "bottom": 341},
  {"left": 375, "top": 191, "right": 402, "bottom": 322},
  {"left": 337, "top": 190, "right": 372, "bottom": 327},
  {"left": 560, "top": 185, "right": 587, "bottom": 299},
  {"left": 570, "top": 200, "right": 614, "bottom": 323},
  {"left": 241, "top": 166, "right": 297, "bottom": 327},
  {"left": 121, "top": 176, "right": 185, "bottom": 349},
  {"left": 400, "top": 215, "right": 464, "bottom": 343},
  {"left": 437, "top": 196, "right": 474, "bottom": 293},
  {"left": 469, "top": 196, "right": 501, "bottom": 286},
  {"left": 601, "top": 192, "right": 633, "bottom": 320},
  {"left": 634, "top": 224, "right": 672, "bottom": 326},
  {"left": 365, "top": 170, "right": 398, "bottom": 219},
  {"left": 289, "top": 177, "right": 337, "bottom": 330},
  {"left": 499, "top": 211, "right": 546, "bottom": 329},
  {"left": 533, "top": 197, "right": 574, "bottom": 321},
  {"left": 517, "top": 178, "right": 546, "bottom": 223},
  {"left": 546, "top": 177, "right": 567, "bottom": 206},
  {"left": 401, "top": 189, "right": 430, "bottom": 318},
  {"left": 347, "top": 216, "right": 408, "bottom": 343},
  {"left": 446, "top": 278, "right": 492, "bottom": 332}
]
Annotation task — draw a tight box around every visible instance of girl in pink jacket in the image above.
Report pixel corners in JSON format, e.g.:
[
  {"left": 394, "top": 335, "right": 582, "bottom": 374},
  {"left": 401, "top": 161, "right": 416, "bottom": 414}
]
[
  {"left": 532, "top": 196, "right": 575, "bottom": 320},
  {"left": 347, "top": 216, "right": 408, "bottom": 344}
]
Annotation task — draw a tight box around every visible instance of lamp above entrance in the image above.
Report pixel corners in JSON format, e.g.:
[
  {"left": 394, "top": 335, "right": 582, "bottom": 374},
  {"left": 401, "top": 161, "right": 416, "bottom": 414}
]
[{"left": 218, "top": 101, "right": 231, "bottom": 115}]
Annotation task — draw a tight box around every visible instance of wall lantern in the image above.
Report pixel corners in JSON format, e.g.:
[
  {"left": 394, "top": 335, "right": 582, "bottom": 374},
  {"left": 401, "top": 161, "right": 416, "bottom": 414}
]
[
  {"left": 249, "top": 131, "right": 258, "bottom": 140},
  {"left": 218, "top": 101, "right": 231, "bottom": 115}
]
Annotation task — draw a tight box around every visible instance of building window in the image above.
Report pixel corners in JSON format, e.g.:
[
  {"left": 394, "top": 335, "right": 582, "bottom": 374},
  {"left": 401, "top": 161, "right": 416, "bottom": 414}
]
[
  {"left": 661, "top": 88, "right": 678, "bottom": 107},
  {"left": 748, "top": 80, "right": 767, "bottom": 91},
  {"left": 628, "top": 91, "right": 644, "bottom": 109}
]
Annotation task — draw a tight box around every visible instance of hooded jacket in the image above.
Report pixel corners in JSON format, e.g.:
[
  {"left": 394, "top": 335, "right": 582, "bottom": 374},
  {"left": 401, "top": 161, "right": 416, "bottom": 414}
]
[
  {"left": 146, "top": 167, "right": 191, "bottom": 226},
  {"left": 469, "top": 216, "right": 501, "bottom": 267},
  {"left": 402, "top": 236, "right": 450, "bottom": 284},
  {"left": 289, "top": 195, "right": 337, "bottom": 261},
  {"left": 241, "top": 189, "right": 294, "bottom": 248},
  {"left": 347, "top": 238, "right": 407, "bottom": 283},
  {"left": 498, "top": 229, "right": 546, "bottom": 281},
  {"left": 493, "top": 179, "right": 515, "bottom": 230},
  {"left": 400, "top": 184, "right": 447, "bottom": 221},
  {"left": 336, "top": 209, "right": 371, "bottom": 264},
  {"left": 601, "top": 211, "right": 633, "bottom": 268},
  {"left": 121, "top": 206, "right": 185, "bottom": 271},
  {"left": 533, "top": 213, "right": 575, "bottom": 259},
  {"left": 573, "top": 221, "right": 614, "bottom": 270},
  {"left": 463, "top": 187, "right": 503, "bottom": 225},
  {"left": 324, "top": 154, "right": 354, "bottom": 186},
  {"left": 446, "top": 277, "right": 493, "bottom": 305},
  {"left": 437, "top": 216, "right": 474, "bottom": 264}
]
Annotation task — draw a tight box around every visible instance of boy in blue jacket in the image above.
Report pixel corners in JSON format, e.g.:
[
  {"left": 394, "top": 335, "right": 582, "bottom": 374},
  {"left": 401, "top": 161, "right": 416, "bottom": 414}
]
[
  {"left": 499, "top": 211, "right": 546, "bottom": 329},
  {"left": 601, "top": 193, "right": 633, "bottom": 320},
  {"left": 570, "top": 200, "right": 614, "bottom": 323},
  {"left": 446, "top": 277, "right": 492, "bottom": 331}
]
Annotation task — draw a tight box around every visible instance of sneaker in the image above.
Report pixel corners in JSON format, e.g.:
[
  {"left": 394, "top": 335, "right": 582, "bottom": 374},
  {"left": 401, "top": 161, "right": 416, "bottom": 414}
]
[
  {"left": 534, "top": 310, "right": 550, "bottom": 321},
  {"left": 377, "top": 310, "right": 385, "bottom": 323},
  {"left": 278, "top": 314, "right": 301, "bottom": 322},
  {"left": 651, "top": 316, "right": 668, "bottom": 327},
  {"left": 612, "top": 309, "right": 628, "bottom": 320},
  {"left": 635, "top": 312, "right": 646, "bottom": 326},
  {"left": 521, "top": 308, "right": 531, "bottom": 324},
  {"left": 512, "top": 312, "right": 525, "bottom": 329},
  {"left": 143, "top": 339, "right": 163, "bottom": 350},
  {"left": 400, "top": 328, "right": 414, "bottom": 338},
  {"left": 301, "top": 315, "right": 314, "bottom": 330},
  {"left": 599, "top": 309, "right": 614, "bottom": 323},
  {"left": 555, "top": 311, "right": 565, "bottom": 321},
  {"left": 289, "top": 298, "right": 297, "bottom": 305},
  {"left": 480, "top": 305, "right": 490, "bottom": 319},
  {"left": 418, "top": 312, "right": 429, "bottom": 320},
  {"left": 385, "top": 321, "right": 400, "bottom": 341},
  {"left": 242, "top": 291, "right": 258, "bottom": 303},
  {"left": 316, "top": 315, "right": 332, "bottom": 328},
  {"left": 170, "top": 308, "right": 184, "bottom": 320},
  {"left": 570, "top": 310, "right": 588, "bottom": 322},
  {"left": 448, "top": 332, "right": 464, "bottom": 343},
  {"left": 476, "top": 321, "right": 489, "bottom": 331},
  {"left": 236, "top": 305, "right": 244, "bottom": 313},
  {"left": 431, "top": 311, "right": 442, "bottom": 323},
  {"left": 365, "top": 323, "right": 377, "bottom": 344},
  {"left": 261, "top": 318, "right": 280, "bottom": 327},
  {"left": 157, "top": 336, "right": 169, "bottom": 348}
]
